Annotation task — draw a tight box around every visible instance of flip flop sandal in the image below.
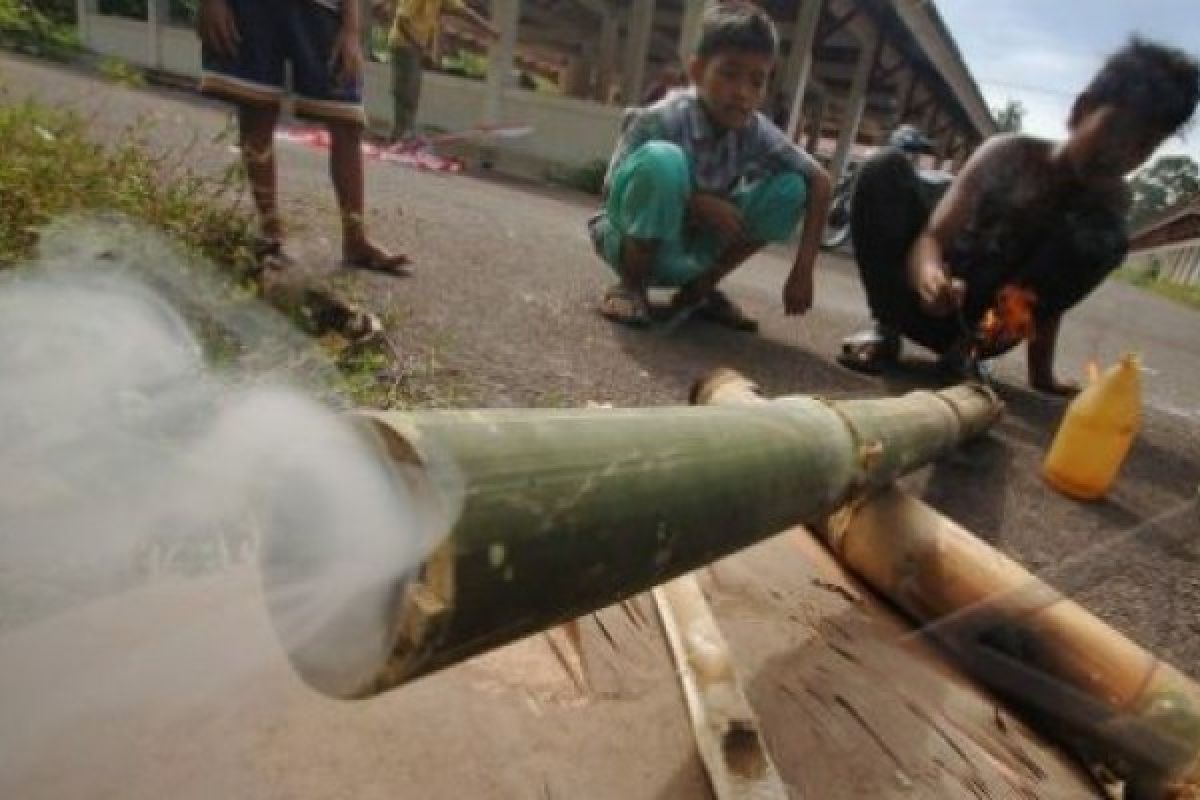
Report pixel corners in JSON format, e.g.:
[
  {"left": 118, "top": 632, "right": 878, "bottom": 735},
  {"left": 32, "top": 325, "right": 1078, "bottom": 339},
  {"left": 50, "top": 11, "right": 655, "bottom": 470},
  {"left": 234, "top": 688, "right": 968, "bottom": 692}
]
[
  {"left": 837, "top": 327, "right": 902, "bottom": 374},
  {"left": 253, "top": 237, "right": 297, "bottom": 271},
  {"left": 695, "top": 289, "right": 759, "bottom": 333},
  {"left": 342, "top": 250, "right": 413, "bottom": 277},
  {"left": 599, "top": 284, "right": 652, "bottom": 327}
]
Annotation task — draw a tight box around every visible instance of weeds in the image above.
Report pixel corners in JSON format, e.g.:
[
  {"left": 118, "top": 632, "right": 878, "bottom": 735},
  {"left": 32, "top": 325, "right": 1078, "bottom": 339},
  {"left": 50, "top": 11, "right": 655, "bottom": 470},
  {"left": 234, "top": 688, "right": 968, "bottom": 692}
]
[
  {"left": 1112, "top": 265, "right": 1200, "bottom": 311},
  {"left": 0, "top": 87, "right": 258, "bottom": 273},
  {"left": 0, "top": 0, "right": 80, "bottom": 60},
  {"left": 99, "top": 55, "right": 146, "bottom": 87}
]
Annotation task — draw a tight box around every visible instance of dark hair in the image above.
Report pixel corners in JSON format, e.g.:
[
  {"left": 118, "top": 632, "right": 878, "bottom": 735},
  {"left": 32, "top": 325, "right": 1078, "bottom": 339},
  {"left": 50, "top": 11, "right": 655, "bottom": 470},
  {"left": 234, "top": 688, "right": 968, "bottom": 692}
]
[
  {"left": 1070, "top": 36, "right": 1200, "bottom": 137},
  {"left": 696, "top": 2, "right": 779, "bottom": 61}
]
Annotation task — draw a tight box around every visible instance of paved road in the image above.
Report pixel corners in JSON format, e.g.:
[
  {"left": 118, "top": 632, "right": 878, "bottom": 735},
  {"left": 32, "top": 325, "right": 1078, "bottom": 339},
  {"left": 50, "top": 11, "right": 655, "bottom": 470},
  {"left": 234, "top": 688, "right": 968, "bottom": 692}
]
[{"left": 5, "top": 52, "right": 1199, "bottom": 673}]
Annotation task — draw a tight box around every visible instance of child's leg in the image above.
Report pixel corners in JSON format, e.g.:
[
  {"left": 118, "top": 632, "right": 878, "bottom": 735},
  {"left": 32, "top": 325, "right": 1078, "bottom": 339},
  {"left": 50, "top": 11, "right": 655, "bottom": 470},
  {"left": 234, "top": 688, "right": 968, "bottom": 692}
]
[
  {"left": 197, "top": 0, "right": 286, "bottom": 248},
  {"left": 669, "top": 171, "right": 805, "bottom": 328},
  {"left": 238, "top": 105, "right": 283, "bottom": 242},
  {"left": 848, "top": 149, "right": 932, "bottom": 331},
  {"left": 282, "top": 2, "right": 408, "bottom": 271},
  {"left": 597, "top": 141, "right": 693, "bottom": 322},
  {"left": 390, "top": 43, "right": 424, "bottom": 140},
  {"left": 327, "top": 121, "right": 410, "bottom": 270}
]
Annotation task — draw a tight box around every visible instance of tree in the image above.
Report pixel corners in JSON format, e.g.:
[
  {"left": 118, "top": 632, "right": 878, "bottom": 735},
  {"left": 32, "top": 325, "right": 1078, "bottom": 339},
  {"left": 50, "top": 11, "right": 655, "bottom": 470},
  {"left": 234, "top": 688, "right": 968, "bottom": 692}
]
[
  {"left": 993, "top": 99, "right": 1025, "bottom": 133},
  {"left": 1127, "top": 155, "right": 1200, "bottom": 230}
]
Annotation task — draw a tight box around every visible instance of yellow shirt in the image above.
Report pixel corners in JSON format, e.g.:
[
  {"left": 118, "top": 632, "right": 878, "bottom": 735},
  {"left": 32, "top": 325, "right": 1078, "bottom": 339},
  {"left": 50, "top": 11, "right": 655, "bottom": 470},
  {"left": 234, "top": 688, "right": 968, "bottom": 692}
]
[{"left": 389, "top": 0, "right": 466, "bottom": 51}]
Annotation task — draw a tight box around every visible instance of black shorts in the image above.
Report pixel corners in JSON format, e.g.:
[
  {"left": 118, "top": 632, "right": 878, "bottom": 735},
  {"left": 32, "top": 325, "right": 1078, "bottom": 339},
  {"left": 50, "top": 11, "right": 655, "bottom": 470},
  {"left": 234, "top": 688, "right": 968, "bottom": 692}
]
[{"left": 199, "top": 0, "right": 365, "bottom": 125}]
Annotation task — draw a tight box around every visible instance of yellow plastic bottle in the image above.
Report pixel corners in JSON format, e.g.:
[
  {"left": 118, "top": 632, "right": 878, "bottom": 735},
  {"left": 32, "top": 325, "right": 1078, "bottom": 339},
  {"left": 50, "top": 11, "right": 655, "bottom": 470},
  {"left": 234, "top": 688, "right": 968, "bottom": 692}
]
[{"left": 1043, "top": 353, "right": 1142, "bottom": 500}]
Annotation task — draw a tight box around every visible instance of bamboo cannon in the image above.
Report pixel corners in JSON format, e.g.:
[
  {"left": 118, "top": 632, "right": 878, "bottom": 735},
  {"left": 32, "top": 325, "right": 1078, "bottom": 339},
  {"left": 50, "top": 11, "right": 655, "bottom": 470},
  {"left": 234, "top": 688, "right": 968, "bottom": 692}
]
[
  {"left": 694, "top": 369, "right": 1200, "bottom": 799},
  {"left": 259, "top": 381, "right": 1001, "bottom": 700}
]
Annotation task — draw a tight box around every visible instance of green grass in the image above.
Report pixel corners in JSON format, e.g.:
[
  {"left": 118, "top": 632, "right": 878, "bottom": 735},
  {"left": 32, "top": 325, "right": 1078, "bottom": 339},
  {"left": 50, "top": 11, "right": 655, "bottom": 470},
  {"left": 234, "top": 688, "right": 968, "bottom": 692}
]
[
  {"left": 0, "top": 0, "right": 80, "bottom": 61},
  {"left": 1111, "top": 265, "right": 1200, "bottom": 311},
  {"left": 0, "top": 84, "right": 258, "bottom": 272}
]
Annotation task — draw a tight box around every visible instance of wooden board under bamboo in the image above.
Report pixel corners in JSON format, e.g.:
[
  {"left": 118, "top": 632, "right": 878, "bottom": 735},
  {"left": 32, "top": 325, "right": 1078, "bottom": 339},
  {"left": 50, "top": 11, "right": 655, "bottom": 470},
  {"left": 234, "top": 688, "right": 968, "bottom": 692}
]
[{"left": 692, "top": 368, "right": 1200, "bottom": 797}]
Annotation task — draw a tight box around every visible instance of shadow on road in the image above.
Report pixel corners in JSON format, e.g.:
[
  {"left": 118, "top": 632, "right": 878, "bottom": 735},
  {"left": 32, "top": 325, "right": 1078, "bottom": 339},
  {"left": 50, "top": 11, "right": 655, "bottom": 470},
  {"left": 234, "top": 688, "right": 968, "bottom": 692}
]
[{"left": 610, "top": 317, "right": 869, "bottom": 401}]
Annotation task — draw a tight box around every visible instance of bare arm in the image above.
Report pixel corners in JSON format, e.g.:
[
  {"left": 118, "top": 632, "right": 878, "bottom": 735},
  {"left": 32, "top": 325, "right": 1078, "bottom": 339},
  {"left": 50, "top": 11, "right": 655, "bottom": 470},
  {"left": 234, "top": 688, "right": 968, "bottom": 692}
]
[
  {"left": 907, "top": 135, "right": 1020, "bottom": 314},
  {"left": 1028, "top": 314, "right": 1080, "bottom": 395},
  {"left": 450, "top": 3, "right": 500, "bottom": 38},
  {"left": 783, "top": 163, "right": 832, "bottom": 315}
]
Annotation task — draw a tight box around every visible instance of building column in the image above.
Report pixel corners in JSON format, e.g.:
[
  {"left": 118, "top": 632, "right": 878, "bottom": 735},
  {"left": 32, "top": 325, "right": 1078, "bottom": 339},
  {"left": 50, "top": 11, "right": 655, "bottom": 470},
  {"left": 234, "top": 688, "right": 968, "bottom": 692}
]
[
  {"left": 76, "top": 0, "right": 91, "bottom": 47},
  {"left": 562, "top": 54, "right": 590, "bottom": 98},
  {"left": 484, "top": 0, "right": 521, "bottom": 123},
  {"left": 828, "top": 24, "right": 880, "bottom": 186},
  {"left": 783, "top": 0, "right": 822, "bottom": 140},
  {"left": 805, "top": 91, "right": 827, "bottom": 153},
  {"left": 594, "top": 9, "right": 620, "bottom": 103},
  {"left": 889, "top": 67, "right": 916, "bottom": 130},
  {"left": 678, "top": 0, "right": 712, "bottom": 64},
  {"left": 621, "top": 0, "right": 655, "bottom": 105}
]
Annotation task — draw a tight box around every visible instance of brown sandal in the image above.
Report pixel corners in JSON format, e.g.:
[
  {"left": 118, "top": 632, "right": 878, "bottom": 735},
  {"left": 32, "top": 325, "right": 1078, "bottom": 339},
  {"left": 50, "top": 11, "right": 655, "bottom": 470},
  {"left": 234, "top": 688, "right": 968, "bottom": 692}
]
[
  {"left": 837, "top": 326, "right": 902, "bottom": 374},
  {"left": 342, "top": 246, "right": 412, "bottom": 277},
  {"left": 599, "top": 284, "right": 652, "bottom": 327},
  {"left": 253, "top": 237, "right": 296, "bottom": 271}
]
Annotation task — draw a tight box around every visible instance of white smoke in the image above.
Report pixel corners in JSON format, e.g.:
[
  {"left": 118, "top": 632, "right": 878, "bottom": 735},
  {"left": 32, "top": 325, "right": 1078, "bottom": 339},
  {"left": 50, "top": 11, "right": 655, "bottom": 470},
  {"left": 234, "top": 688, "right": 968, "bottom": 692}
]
[{"left": 0, "top": 217, "right": 447, "bottom": 796}]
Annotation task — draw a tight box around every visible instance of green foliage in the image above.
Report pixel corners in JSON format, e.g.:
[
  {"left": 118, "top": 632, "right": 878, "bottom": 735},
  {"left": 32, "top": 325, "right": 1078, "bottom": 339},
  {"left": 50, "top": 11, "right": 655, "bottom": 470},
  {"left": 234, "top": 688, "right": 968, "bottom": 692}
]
[
  {"left": 29, "top": 0, "right": 75, "bottom": 24},
  {"left": 440, "top": 48, "right": 488, "bottom": 80},
  {"left": 99, "top": 55, "right": 146, "bottom": 87},
  {"left": 545, "top": 159, "right": 607, "bottom": 196},
  {"left": 169, "top": 0, "right": 195, "bottom": 24},
  {"left": 1128, "top": 155, "right": 1200, "bottom": 230},
  {"left": 1112, "top": 264, "right": 1200, "bottom": 311},
  {"left": 993, "top": 98, "right": 1025, "bottom": 133},
  {"left": 0, "top": 88, "right": 257, "bottom": 274},
  {"left": 0, "top": 0, "right": 80, "bottom": 60}
]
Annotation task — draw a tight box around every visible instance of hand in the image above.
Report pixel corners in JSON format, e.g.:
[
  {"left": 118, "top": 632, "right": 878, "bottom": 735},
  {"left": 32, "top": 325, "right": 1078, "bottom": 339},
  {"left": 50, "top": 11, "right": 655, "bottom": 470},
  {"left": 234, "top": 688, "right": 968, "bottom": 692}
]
[
  {"left": 1030, "top": 374, "right": 1081, "bottom": 397},
  {"left": 915, "top": 261, "right": 965, "bottom": 316},
  {"left": 689, "top": 194, "right": 745, "bottom": 243},
  {"left": 783, "top": 268, "right": 813, "bottom": 315},
  {"left": 330, "top": 28, "right": 365, "bottom": 86},
  {"left": 197, "top": 0, "right": 240, "bottom": 59}
]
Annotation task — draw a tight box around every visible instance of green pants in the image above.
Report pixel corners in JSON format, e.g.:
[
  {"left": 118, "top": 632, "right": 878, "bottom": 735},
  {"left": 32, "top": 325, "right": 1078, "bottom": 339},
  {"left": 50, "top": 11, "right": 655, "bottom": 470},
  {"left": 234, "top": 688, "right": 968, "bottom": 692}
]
[
  {"left": 390, "top": 43, "right": 423, "bottom": 137},
  {"left": 593, "top": 141, "right": 808, "bottom": 288}
]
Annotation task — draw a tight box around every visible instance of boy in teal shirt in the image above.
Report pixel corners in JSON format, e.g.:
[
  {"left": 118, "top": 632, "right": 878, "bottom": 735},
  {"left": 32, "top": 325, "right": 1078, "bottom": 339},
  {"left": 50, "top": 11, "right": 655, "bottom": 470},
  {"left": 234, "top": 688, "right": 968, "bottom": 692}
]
[{"left": 590, "top": 2, "right": 831, "bottom": 331}]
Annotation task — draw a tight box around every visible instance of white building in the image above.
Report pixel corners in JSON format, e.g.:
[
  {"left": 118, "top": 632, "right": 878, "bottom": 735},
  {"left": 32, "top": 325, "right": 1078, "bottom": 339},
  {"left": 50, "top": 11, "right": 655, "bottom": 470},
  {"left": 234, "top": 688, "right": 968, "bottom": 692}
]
[{"left": 75, "top": 0, "right": 997, "bottom": 179}]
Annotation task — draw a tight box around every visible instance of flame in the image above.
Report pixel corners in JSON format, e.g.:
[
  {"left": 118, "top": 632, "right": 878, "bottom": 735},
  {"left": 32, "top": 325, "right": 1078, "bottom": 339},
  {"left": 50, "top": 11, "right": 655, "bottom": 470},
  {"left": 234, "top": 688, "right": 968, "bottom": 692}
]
[{"left": 979, "top": 286, "right": 1037, "bottom": 345}]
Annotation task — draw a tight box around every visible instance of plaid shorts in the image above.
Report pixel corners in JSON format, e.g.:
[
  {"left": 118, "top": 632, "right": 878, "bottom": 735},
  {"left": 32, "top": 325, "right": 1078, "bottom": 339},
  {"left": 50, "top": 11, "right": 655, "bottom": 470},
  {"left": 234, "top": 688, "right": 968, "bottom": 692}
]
[{"left": 200, "top": 0, "right": 365, "bottom": 125}]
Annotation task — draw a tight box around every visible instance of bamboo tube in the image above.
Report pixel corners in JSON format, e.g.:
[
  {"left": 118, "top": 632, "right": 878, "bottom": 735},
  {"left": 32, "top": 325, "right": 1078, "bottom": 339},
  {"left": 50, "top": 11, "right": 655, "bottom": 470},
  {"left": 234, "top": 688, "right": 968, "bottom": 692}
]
[
  {"left": 832, "top": 489, "right": 1200, "bottom": 798},
  {"left": 694, "top": 369, "right": 1200, "bottom": 797},
  {"left": 652, "top": 575, "right": 789, "bottom": 799},
  {"left": 259, "top": 381, "right": 1001, "bottom": 700}
]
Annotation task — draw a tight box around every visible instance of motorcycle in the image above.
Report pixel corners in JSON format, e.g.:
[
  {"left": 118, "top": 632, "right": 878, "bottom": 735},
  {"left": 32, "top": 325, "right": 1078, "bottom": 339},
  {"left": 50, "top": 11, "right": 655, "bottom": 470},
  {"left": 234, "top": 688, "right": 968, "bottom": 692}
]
[
  {"left": 821, "top": 161, "right": 858, "bottom": 251},
  {"left": 820, "top": 125, "right": 949, "bottom": 252}
]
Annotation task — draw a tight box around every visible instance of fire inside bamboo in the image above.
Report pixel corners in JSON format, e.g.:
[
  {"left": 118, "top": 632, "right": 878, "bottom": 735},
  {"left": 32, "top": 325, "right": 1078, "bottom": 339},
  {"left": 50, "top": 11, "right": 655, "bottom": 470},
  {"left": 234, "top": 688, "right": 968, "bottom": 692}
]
[{"left": 259, "top": 383, "right": 1001, "bottom": 700}]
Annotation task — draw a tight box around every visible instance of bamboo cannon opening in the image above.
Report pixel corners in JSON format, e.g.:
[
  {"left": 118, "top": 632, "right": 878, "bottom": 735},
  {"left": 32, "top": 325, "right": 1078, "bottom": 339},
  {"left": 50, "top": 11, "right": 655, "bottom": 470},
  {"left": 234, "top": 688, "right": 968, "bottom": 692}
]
[{"left": 259, "top": 384, "right": 1002, "bottom": 700}]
